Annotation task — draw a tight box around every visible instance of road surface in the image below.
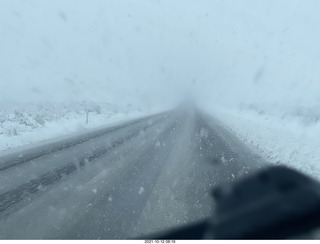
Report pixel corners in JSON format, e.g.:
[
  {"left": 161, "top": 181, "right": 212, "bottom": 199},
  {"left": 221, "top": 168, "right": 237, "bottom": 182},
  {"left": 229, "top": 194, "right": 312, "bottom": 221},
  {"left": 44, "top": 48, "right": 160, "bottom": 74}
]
[{"left": 0, "top": 109, "right": 268, "bottom": 239}]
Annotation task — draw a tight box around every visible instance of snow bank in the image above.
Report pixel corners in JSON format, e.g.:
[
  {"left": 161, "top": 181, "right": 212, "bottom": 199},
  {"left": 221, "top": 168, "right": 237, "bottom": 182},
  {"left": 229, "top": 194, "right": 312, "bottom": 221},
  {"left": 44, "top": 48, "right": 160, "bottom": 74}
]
[
  {"left": 0, "top": 102, "right": 166, "bottom": 152},
  {"left": 204, "top": 105, "right": 320, "bottom": 180}
]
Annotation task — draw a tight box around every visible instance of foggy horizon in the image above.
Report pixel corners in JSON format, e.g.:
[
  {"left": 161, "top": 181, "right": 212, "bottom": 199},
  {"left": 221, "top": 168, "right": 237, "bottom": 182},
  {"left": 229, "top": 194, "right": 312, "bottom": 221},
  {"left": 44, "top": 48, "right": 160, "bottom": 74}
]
[{"left": 1, "top": 0, "right": 320, "bottom": 111}]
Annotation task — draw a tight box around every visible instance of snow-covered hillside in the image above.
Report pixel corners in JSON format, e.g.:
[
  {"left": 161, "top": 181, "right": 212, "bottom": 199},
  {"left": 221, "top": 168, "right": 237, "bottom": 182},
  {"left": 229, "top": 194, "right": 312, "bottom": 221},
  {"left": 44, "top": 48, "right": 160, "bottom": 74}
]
[{"left": 0, "top": 102, "right": 163, "bottom": 152}]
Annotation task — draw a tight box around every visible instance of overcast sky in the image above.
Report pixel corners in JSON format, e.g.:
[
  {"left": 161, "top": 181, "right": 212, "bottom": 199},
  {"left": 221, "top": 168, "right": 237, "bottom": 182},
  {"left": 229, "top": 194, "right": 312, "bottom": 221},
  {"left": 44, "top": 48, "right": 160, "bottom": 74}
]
[{"left": 0, "top": 0, "right": 319, "bottom": 109}]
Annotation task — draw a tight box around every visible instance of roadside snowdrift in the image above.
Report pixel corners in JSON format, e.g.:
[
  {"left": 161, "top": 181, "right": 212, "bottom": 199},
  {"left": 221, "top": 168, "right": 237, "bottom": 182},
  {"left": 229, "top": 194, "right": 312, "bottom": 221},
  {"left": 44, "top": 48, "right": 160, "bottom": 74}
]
[
  {"left": 0, "top": 102, "right": 163, "bottom": 152},
  {"left": 206, "top": 106, "right": 320, "bottom": 180}
]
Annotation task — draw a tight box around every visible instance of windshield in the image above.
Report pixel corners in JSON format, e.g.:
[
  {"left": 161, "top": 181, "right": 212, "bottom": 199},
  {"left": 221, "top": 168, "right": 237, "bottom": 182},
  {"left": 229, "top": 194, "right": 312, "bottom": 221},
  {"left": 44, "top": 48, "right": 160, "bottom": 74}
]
[{"left": 1, "top": 0, "right": 320, "bottom": 240}]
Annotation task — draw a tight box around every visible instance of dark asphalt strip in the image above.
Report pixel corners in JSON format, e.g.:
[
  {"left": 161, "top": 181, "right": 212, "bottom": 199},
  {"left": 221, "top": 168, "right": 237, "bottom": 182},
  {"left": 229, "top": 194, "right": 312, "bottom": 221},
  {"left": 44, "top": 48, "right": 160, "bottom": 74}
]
[
  {"left": 0, "top": 116, "right": 170, "bottom": 214},
  {"left": 0, "top": 112, "right": 171, "bottom": 172},
  {"left": 63, "top": 122, "right": 179, "bottom": 239}
]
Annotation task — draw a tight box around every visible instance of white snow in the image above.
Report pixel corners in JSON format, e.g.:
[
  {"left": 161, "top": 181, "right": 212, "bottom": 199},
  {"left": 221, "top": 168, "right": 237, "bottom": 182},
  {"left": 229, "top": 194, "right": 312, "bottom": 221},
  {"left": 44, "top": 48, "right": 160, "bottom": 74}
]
[
  {"left": 138, "top": 186, "right": 145, "bottom": 195},
  {"left": 204, "top": 105, "right": 320, "bottom": 181},
  {"left": 0, "top": 102, "right": 167, "bottom": 152}
]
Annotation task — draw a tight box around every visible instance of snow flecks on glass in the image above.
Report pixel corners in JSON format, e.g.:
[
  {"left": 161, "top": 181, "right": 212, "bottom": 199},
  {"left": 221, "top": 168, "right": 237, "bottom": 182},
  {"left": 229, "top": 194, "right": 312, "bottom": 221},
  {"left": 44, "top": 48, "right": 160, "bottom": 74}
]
[
  {"left": 220, "top": 156, "right": 226, "bottom": 164},
  {"left": 239, "top": 166, "right": 250, "bottom": 177},
  {"left": 200, "top": 128, "right": 209, "bottom": 138},
  {"left": 92, "top": 188, "right": 97, "bottom": 194},
  {"left": 108, "top": 196, "right": 113, "bottom": 202},
  {"left": 138, "top": 186, "right": 144, "bottom": 195},
  {"left": 76, "top": 185, "right": 85, "bottom": 191},
  {"left": 155, "top": 141, "right": 161, "bottom": 147},
  {"left": 172, "top": 178, "right": 179, "bottom": 188},
  {"left": 86, "top": 203, "right": 93, "bottom": 208}
]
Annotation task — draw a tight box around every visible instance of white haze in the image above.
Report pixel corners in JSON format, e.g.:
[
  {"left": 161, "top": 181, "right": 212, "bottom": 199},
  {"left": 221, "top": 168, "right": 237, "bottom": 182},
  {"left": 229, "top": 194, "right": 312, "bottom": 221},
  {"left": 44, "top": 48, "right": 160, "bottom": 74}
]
[{"left": 1, "top": 0, "right": 320, "bottom": 111}]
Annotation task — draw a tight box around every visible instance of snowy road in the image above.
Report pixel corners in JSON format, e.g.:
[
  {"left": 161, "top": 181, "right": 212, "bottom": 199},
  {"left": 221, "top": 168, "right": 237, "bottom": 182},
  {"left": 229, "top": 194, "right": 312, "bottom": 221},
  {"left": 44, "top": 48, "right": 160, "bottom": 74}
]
[{"left": 0, "top": 109, "right": 268, "bottom": 239}]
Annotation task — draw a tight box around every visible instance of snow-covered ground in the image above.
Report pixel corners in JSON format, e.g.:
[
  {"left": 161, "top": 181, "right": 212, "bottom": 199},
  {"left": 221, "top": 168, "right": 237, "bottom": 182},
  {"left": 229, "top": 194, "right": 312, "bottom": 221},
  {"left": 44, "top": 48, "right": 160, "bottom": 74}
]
[
  {"left": 204, "top": 105, "right": 320, "bottom": 181},
  {"left": 0, "top": 102, "right": 167, "bottom": 152}
]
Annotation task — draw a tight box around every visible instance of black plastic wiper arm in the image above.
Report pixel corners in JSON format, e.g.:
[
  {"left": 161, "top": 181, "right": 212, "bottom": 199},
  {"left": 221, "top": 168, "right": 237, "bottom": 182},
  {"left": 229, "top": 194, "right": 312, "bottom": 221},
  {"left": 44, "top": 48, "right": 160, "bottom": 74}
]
[{"left": 147, "top": 166, "right": 320, "bottom": 239}]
